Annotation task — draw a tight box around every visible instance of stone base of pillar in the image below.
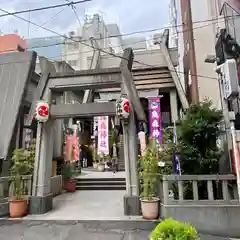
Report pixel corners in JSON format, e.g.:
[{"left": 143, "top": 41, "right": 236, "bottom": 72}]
[
  {"left": 29, "top": 193, "right": 53, "bottom": 214},
  {"left": 123, "top": 195, "right": 141, "bottom": 216},
  {"left": 0, "top": 201, "right": 9, "bottom": 217}
]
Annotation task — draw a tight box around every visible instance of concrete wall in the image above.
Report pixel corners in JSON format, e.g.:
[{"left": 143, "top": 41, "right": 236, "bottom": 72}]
[
  {"left": 90, "top": 48, "right": 178, "bottom": 69},
  {"left": 159, "top": 174, "right": 240, "bottom": 238},
  {"left": 161, "top": 204, "right": 240, "bottom": 237}
]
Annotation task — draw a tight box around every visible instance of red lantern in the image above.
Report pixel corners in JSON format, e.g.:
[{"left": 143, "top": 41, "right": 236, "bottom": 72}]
[
  {"left": 35, "top": 101, "right": 49, "bottom": 122},
  {"left": 123, "top": 100, "right": 130, "bottom": 113},
  {"left": 121, "top": 98, "right": 130, "bottom": 118},
  {"left": 38, "top": 105, "right": 49, "bottom": 117}
]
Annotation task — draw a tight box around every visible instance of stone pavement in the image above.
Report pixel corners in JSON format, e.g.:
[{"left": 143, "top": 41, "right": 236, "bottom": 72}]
[
  {"left": 0, "top": 220, "right": 151, "bottom": 240},
  {"left": 0, "top": 220, "right": 234, "bottom": 240},
  {"left": 23, "top": 190, "right": 135, "bottom": 220}
]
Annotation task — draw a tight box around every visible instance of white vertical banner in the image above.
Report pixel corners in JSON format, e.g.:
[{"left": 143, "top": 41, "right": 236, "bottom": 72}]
[{"left": 97, "top": 116, "right": 109, "bottom": 155}]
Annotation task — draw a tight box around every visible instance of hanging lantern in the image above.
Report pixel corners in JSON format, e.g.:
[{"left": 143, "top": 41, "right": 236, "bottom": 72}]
[
  {"left": 121, "top": 98, "right": 130, "bottom": 118},
  {"left": 35, "top": 101, "right": 49, "bottom": 123},
  {"left": 116, "top": 96, "right": 130, "bottom": 119}
]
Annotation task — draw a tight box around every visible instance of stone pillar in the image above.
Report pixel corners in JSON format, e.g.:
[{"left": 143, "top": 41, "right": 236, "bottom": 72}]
[
  {"left": 53, "top": 95, "right": 64, "bottom": 158},
  {"left": 29, "top": 59, "right": 55, "bottom": 214},
  {"left": 123, "top": 104, "right": 140, "bottom": 216},
  {"left": 128, "top": 109, "right": 139, "bottom": 197},
  {"left": 170, "top": 89, "right": 179, "bottom": 122},
  {"left": 29, "top": 120, "right": 54, "bottom": 214}
]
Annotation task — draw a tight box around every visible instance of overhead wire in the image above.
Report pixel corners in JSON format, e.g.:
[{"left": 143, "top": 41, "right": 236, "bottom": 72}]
[
  {"left": 0, "top": 4, "right": 232, "bottom": 128},
  {"left": 30, "top": 8, "right": 66, "bottom": 34},
  {"left": 0, "top": 0, "right": 237, "bottom": 44},
  {"left": 65, "top": 0, "right": 82, "bottom": 27},
  {"left": 0, "top": 3, "right": 237, "bottom": 40},
  {"left": 24, "top": 14, "right": 236, "bottom": 51},
  {"left": 0, "top": 0, "right": 92, "bottom": 18},
  {"left": 0, "top": 7, "right": 234, "bottom": 80},
  {"left": 26, "top": 20, "right": 222, "bottom": 72}
]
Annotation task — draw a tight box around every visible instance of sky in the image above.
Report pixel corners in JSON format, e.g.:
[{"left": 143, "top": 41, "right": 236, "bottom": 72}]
[{"left": 0, "top": 0, "right": 170, "bottom": 39}]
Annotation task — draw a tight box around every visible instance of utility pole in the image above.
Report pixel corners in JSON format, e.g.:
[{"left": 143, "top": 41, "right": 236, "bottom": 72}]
[{"left": 180, "top": 0, "right": 199, "bottom": 103}]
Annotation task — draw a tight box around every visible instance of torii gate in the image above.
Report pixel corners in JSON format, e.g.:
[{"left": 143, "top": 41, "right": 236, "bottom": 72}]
[{"left": 28, "top": 48, "right": 146, "bottom": 216}]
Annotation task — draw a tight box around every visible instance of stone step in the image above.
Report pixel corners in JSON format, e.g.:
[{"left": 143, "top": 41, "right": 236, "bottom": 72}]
[
  {"left": 75, "top": 177, "right": 126, "bottom": 191},
  {"left": 76, "top": 181, "right": 126, "bottom": 186},
  {"left": 75, "top": 177, "right": 125, "bottom": 182},
  {"left": 76, "top": 185, "right": 126, "bottom": 190}
]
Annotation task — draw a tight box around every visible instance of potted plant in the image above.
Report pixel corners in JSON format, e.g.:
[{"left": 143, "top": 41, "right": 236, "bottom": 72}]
[
  {"left": 139, "top": 141, "right": 160, "bottom": 220},
  {"left": 150, "top": 218, "right": 198, "bottom": 240},
  {"left": 9, "top": 149, "right": 31, "bottom": 218},
  {"left": 62, "top": 162, "right": 77, "bottom": 192}
]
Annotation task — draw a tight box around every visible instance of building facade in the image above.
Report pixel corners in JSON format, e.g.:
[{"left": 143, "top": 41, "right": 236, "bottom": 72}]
[
  {"left": 178, "top": 0, "right": 240, "bottom": 108},
  {"left": 0, "top": 34, "right": 27, "bottom": 53},
  {"left": 26, "top": 36, "right": 63, "bottom": 74},
  {"left": 62, "top": 14, "right": 113, "bottom": 70},
  {"left": 26, "top": 36, "right": 63, "bottom": 60},
  {"left": 178, "top": 0, "right": 224, "bottom": 108}
]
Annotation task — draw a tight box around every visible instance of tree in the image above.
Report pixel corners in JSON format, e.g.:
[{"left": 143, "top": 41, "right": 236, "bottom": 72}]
[{"left": 177, "top": 101, "right": 223, "bottom": 174}]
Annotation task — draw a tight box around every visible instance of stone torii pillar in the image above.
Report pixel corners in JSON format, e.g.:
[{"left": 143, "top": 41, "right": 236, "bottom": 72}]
[
  {"left": 120, "top": 48, "right": 146, "bottom": 215},
  {"left": 29, "top": 58, "right": 56, "bottom": 214}
]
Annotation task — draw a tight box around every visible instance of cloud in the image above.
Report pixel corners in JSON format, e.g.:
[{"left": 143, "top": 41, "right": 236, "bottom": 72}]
[{"left": 0, "top": 0, "right": 170, "bottom": 38}]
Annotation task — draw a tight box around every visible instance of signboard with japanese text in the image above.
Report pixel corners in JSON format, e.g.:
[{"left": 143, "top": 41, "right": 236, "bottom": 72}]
[
  {"left": 148, "top": 97, "right": 162, "bottom": 144},
  {"left": 97, "top": 116, "right": 109, "bottom": 155}
]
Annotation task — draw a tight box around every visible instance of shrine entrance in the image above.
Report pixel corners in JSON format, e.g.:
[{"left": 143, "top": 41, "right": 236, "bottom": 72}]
[{"left": 27, "top": 48, "right": 145, "bottom": 217}]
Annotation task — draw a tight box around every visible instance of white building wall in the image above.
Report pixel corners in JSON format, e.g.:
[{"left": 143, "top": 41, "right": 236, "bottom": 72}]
[
  {"left": 174, "top": 0, "right": 185, "bottom": 92},
  {"left": 62, "top": 14, "right": 114, "bottom": 71},
  {"left": 109, "top": 36, "right": 123, "bottom": 54},
  {"left": 178, "top": 0, "right": 223, "bottom": 108}
]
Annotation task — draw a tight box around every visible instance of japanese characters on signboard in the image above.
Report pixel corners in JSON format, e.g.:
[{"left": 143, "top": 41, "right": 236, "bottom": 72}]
[
  {"left": 148, "top": 97, "right": 162, "bottom": 144},
  {"left": 97, "top": 116, "right": 109, "bottom": 155}
]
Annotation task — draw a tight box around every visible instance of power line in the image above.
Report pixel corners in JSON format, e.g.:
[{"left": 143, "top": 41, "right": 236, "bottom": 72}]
[
  {"left": 66, "top": 0, "right": 82, "bottom": 27},
  {"left": 32, "top": 22, "right": 213, "bottom": 59},
  {"left": 0, "top": 0, "right": 91, "bottom": 18},
  {"left": 26, "top": 19, "right": 220, "bottom": 54},
  {"left": 0, "top": 7, "right": 229, "bottom": 81},
  {"left": 31, "top": 8, "right": 66, "bottom": 34},
  {"left": 26, "top": 14, "right": 231, "bottom": 51}
]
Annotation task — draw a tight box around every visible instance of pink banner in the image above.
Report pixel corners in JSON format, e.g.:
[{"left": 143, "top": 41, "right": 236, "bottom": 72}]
[{"left": 97, "top": 116, "right": 109, "bottom": 155}]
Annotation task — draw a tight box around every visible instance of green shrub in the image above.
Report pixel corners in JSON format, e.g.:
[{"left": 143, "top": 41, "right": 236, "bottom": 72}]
[{"left": 150, "top": 218, "right": 198, "bottom": 240}]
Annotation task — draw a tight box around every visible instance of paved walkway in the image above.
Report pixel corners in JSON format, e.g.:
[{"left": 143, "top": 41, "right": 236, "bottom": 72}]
[
  {"left": 24, "top": 190, "right": 141, "bottom": 220},
  {"left": 0, "top": 220, "right": 151, "bottom": 239},
  {"left": 0, "top": 170, "right": 236, "bottom": 239},
  {"left": 24, "top": 170, "right": 135, "bottom": 220},
  {"left": 0, "top": 220, "right": 235, "bottom": 239}
]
